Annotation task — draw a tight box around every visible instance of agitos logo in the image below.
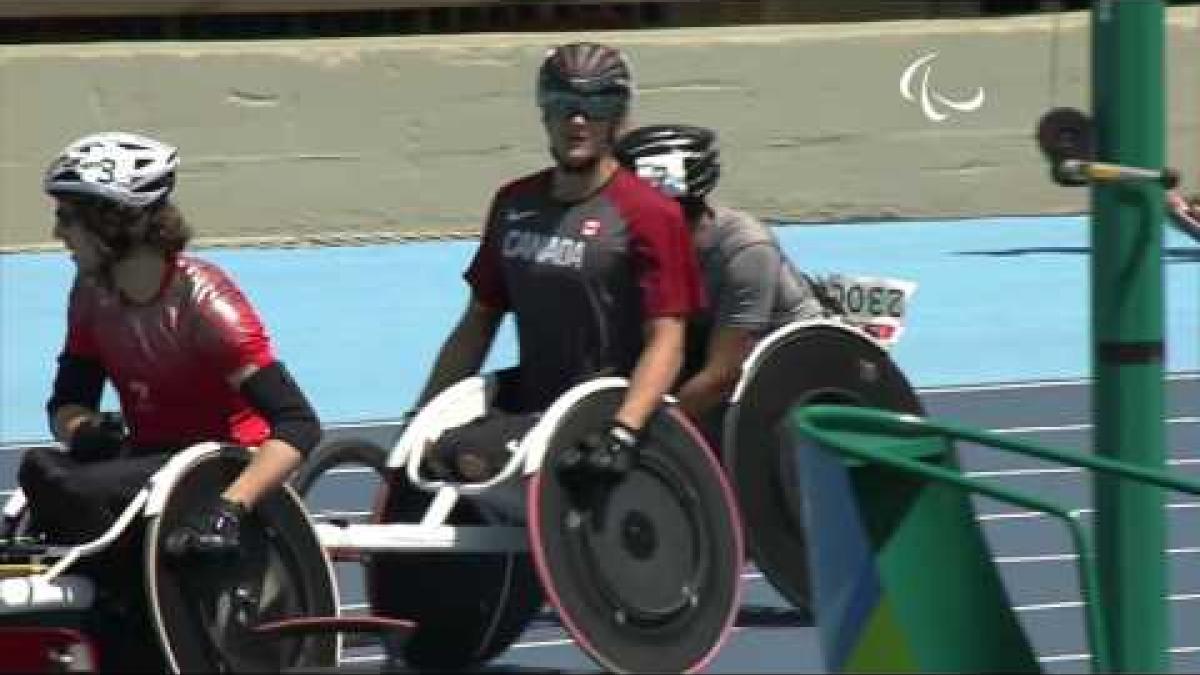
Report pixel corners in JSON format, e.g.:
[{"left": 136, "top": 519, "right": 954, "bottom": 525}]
[{"left": 899, "top": 52, "right": 986, "bottom": 123}]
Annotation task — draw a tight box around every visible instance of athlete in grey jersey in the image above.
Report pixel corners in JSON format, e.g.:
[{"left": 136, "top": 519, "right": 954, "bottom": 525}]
[
  {"left": 694, "top": 205, "right": 824, "bottom": 350},
  {"left": 617, "top": 124, "right": 831, "bottom": 442}
]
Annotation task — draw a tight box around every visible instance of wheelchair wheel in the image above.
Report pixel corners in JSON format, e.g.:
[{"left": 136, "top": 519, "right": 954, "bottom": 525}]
[
  {"left": 292, "top": 439, "right": 389, "bottom": 501},
  {"left": 365, "top": 478, "right": 544, "bottom": 670},
  {"left": 723, "top": 322, "right": 925, "bottom": 615},
  {"left": 291, "top": 438, "right": 390, "bottom": 556},
  {"left": 528, "top": 386, "right": 743, "bottom": 674},
  {"left": 144, "top": 447, "right": 339, "bottom": 673}
]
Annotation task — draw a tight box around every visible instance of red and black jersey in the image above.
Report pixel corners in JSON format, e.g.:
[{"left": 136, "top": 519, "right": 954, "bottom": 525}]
[
  {"left": 466, "top": 166, "right": 706, "bottom": 410},
  {"left": 63, "top": 255, "right": 275, "bottom": 449}
]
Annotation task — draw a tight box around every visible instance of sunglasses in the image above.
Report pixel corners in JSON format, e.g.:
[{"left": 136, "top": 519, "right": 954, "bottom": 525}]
[{"left": 538, "top": 91, "right": 627, "bottom": 121}]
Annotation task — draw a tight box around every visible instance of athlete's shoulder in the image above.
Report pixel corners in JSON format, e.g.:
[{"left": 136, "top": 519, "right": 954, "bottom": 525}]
[
  {"left": 174, "top": 254, "right": 255, "bottom": 309},
  {"left": 495, "top": 169, "right": 553, "bottom": 202},
  {"left": 66, "top": 274, "right": 109, "bottom": 319},
  {"left": 713, "top": 204, "right": 769, "bottom": 232},
  {"left": 712, "top": 204, "right": 775, "bottom": 247},
  {"left": 174, "top": 255, "right": 270, "bottom": 344},
  {"left": 176, "top": 254, "right": 237, "bottom": 288}
]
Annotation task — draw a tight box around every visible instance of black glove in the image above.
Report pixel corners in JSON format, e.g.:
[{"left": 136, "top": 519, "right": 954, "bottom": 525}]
[
  {"left": 67, "top": 412, "right": 127, "bottom": 462},
  {"left": 164, "top": 497, "right": 248, "bottom": 561},
  {"left": 556, "top": 420, "right": 641, "bottom": 479}
]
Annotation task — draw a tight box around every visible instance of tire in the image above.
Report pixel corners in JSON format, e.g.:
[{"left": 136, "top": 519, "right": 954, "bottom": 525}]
[
  {"left": 145, "top": 447, "right": 339, "bottom": 673},
  {"left": 291, "top": 439, "right": 390, "bottom": 500},
  {"left": 723, "top": 322, "right": 924, "bottom": 615}
]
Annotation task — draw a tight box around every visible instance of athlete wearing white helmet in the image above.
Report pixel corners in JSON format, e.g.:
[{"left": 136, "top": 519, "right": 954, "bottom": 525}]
[
  {"left": 43, "top": 132, "right": 189, "bottom": 278},
  {"left": 617, "top": 124, "right": 832, "bottom": 445},
  {"left": 23, "top": 131, "right": 321, "bottom": 670}
]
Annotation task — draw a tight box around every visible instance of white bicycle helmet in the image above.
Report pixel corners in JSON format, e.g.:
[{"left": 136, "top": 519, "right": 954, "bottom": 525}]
[
  {"left": 615, "top": 124, "right": 720, "bottom": 200},
  {"left": 44, "top": 132, "right": 178, "bottom": 209}
]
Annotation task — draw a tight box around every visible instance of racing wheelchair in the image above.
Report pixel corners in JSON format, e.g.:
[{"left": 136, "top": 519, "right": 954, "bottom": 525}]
[
  {"left": 294, "top": 294, "right": 925, "bottom": 670},
  {"left": 714, "top": 273, "right": 924, "bottom": 611},
  {"left": 296, "top": 376, "right": 747, "bottom": 673},
  {"left": 0, "top": 442, "right": 376, "bottom": 673}
]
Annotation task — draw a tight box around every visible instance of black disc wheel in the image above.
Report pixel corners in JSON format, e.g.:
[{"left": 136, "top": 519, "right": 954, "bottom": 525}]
[
  {"left": 723, "top": 323, "right": 925, "bottom": 615},
  {"left": 145, "top": 447, "right": 339, "bottom": 673},
  {"left": 530, "top": 394, "right": 742, "bottom": 674}
]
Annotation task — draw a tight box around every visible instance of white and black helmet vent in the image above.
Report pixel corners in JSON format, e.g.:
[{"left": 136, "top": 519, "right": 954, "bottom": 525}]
[
  {"left": 44, "top": 132, "right": 179, "bottom": 209},
  {"left": 616, "top": 124, "right": 721, "bottom": 200}
]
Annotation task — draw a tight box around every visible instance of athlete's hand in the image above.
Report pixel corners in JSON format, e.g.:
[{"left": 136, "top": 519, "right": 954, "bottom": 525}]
[
  {"left": 164, "top": 497, "right": 247, "bottom": 561},
  {"left": 556, "top": 420, "right": 641, "bottom": 479},
  {"left": 67, "top": 412, "right": 127, "bottom": 462},
  {"left": 1167, "top": 189, "right": 1200, "bottom": 241}
]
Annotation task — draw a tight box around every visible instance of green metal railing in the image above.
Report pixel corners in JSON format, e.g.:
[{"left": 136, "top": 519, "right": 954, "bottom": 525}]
[{"left": 790, "top": 404, "right": 1200, "bottom": 674}]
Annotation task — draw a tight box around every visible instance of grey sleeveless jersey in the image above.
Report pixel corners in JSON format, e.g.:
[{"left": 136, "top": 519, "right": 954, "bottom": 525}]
[{"left": 696, "top": 205, "right": 824, "bottom": 334}]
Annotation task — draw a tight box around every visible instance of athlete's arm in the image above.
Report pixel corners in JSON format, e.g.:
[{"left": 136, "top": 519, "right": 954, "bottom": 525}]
[
  {"left": 50, "top": 406, "right": 94, "bottom": 446},
  {"left": 188, "top": 267, "right": 319, "bottom": 508},
  {"left": 676, "top": 327, "right": 756, "bottom": 419},
  {"left": 414, "top": 298, "right": 505, "bottom": 408},
  {"left": 222, "top": 438, "right": 302, "bottom": 508},
  {"left": 47, "top": 287, "right": 109, "bottom": 446},
  {"left": 221, "top": 361, "right": 320, "bottom": 508},
  {"left": 611, "top": 181, "right": 705, "bottom": 432},
  {"left": 1167, "top": 189, "right": 1200, "bottom": 242},
  {"left": 46, "top": 354, "right": 106, "bottom": 444},
  {"left": 677, "top": 242, "right": 780, "bottom": 418},
  {"left": 614, "top": 316, "right": 686, "bottom": 432},
  {"left": 419, "top": 188, "right": 511, "bottom": 408}
]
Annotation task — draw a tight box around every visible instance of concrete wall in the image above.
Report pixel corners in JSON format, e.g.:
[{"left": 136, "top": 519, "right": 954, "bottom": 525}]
[{"left": 2, "top": 8, "right": 1197, "bottom": 250}]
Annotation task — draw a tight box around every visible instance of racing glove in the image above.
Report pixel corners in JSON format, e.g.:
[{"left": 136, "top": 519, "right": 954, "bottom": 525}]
[
  {"left": 67, "top": 412, "right": 127, "bottom": 462},
  {"left": 164, "top": 496, "right": 248, "bottom": 561},
  {"left": 556, "top": 420, "right": 641, "bottom": 479}
]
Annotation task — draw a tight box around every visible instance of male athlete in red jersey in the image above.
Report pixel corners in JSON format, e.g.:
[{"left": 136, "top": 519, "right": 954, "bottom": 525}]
[
  {"left": 15, "top": 132, "right": 322, "bottom": 669},
  {"left": 413, "top": 42, "right": 706, "bottom": 481}
]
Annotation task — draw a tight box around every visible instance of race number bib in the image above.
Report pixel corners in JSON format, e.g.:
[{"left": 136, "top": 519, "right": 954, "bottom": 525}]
[{"left": 820, "top": 274, "right": 918, "bottom": 349}]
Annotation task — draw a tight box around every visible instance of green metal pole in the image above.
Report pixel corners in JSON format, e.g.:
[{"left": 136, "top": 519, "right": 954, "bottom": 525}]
[{"left": 1090, "top": 1, "right": 1168, "bottom": 671}]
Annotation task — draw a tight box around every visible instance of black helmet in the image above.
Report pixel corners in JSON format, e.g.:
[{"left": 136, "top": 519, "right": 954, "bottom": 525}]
[
  {"left": 536, "top": 42, "right": 633, "bottom": 119},
  {"left": 615, "top": 124, "right": 720, "bottom": 200}
]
